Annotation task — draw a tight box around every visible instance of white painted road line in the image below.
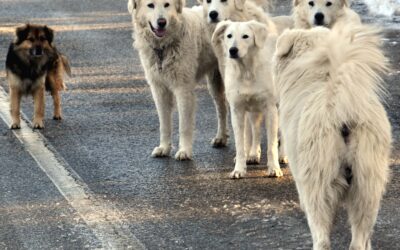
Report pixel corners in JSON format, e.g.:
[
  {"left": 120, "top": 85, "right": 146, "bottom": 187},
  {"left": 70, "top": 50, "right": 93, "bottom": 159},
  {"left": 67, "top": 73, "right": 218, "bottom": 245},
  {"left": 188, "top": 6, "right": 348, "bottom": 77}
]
[{"left": 0, "top": 87, "right": 146, "bottom": 250}]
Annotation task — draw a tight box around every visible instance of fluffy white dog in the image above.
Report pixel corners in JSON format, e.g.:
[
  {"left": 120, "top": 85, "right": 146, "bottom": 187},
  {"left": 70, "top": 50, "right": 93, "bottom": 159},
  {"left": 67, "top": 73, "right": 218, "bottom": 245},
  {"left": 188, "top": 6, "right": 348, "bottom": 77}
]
[
  {"left": 128, "top": 0, "right": 229, "bottom": 160},
  {"left": 212, "top": 20, "right": 283, "bottom": 178},
  {"left": 293, "top": 0, "right": 361, "bottom": 28},
  {"left": 273, "top": 25, "right": 391, "bottom": 249}
]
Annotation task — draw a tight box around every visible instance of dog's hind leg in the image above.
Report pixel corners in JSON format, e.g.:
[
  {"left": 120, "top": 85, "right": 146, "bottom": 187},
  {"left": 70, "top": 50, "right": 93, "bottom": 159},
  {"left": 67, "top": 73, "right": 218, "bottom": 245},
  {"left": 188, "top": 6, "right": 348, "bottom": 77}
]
[
  {"left": 174, "top": 87, "right": 196, "bottom": 160},
  {"left": 278, "top": 130, "right": 288, "bottom": 164},
  {"left": 150, "top": 84, "right": 173, "bottom": 158},
  {"left": 346, "top": 127, "right": 390, "bottom": 250},
  {"left": 9, "top": 87, "right": 22, "bottom": 129},
  {"left": 246, "top": 112, "right": 262, "bottom": 165},
  {"left": 206, "top": 70, "right": 228, "bottom": 148},
  {"left": 265, "top": 105, "right": 282, "bottom": 177},
  {"left": 51, "top": 90, "right": 62, "bottom": 120}
]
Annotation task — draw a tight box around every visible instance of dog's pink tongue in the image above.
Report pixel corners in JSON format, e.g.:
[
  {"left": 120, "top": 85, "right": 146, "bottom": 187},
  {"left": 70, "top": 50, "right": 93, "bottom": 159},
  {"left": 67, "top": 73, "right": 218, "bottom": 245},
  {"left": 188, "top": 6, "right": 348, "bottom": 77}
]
[{"left": 155, "top": 29, "right": 166, "bottom": 37}]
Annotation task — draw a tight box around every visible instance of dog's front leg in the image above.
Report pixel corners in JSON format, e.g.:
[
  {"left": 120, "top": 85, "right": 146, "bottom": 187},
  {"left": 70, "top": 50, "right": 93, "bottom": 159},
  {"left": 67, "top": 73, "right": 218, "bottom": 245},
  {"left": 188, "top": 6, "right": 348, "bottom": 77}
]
[
  {"left": 265, "top": 105, "right": 282, "bottom": 177},
  {"left": 51, "top": 90, "right": 62, "bottom": 120},
  {"left": 230, "top": 104, "right": 246, "bottom": 179},
  {"left": 247, "top": 112, "right": 263, "bottom": 164},
  {"left": 32, "top": 84, "right": 45, "bottom": 129},
  {"left": 206, "top": 69, "right": 228, "bottom": 147},
  {"left": 174, "top": 87, "right": 196, "bottom": 160},
  {"left": 150, "top": 84, "right": 173, "bottom": 157},
  {"left": 9, "top": 87, "right": 22, "bottom": 129}
]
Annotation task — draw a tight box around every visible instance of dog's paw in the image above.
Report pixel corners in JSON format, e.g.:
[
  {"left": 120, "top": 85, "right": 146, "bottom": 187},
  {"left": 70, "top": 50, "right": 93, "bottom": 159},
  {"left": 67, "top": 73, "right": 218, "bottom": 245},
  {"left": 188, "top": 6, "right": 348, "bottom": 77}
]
[
  {"left": 175, "top": 149, "right": 192, "bottom": 161},
  {"left": 211, "top": 136, "right": 228, "bottom": 148},
  {"left": 279, "top": 156, "right": 288, "bottom": 165},
  {"left": 10, "top": 123, "right": 21, "bottom": 130},
  {"left": 33, "top": 121, "right": 44, "bottom": 129},
  {"left": 230, "top": 169, "right": 247, "bottom": 179},
  {"left": 246, "top": 154, "right": 261, "bottom": 165},
  {"left": 151, "top": 146, "right": 171, "bottom": 158},
  {"left": 53, "top": 115, "right": 63, "bottom": 120},
  {"left": 266, "top": 166, "right": 283, "bottom": 178}
]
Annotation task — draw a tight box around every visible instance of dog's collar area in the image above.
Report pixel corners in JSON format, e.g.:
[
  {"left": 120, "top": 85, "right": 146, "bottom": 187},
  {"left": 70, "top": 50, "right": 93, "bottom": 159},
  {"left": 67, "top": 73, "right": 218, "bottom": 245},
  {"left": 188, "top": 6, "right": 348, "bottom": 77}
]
[{"left": 153, "top": 47, "right": 164, "bottom": 71}]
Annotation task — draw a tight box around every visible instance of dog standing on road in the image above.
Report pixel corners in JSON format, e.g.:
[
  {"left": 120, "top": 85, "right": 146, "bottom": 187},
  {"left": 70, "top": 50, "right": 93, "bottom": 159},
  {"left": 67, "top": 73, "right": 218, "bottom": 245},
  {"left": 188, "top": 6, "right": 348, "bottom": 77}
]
[
  {"left": 6, "top": 24, "right": 71, "bottom": 129},
  {"left": 212, "top": 20, "right": 282, "bottom": 178},
  {"left": 128, "top": 0, "right": 228, "bottom": 160},
  {"left": 273, "top": 25, "right": 391, "bottom": 249}
]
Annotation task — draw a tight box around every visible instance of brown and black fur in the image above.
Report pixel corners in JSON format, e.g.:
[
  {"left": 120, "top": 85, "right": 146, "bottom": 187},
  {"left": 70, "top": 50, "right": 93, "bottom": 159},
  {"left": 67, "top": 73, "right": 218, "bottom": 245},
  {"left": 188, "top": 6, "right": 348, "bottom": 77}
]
[{"left": 5, "top": 24, "right": 71, "bottom": 129}]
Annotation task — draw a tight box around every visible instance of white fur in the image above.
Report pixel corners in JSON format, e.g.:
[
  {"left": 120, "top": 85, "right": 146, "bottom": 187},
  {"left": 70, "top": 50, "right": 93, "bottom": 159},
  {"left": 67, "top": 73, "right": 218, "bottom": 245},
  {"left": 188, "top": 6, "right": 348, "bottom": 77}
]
[
  {"left": 293, "top": 0, "right": 361, "bottom": 28},
  {"left": 273, "top": 25, "right": 391, "bottom": 249},
  {"left": 129, "top": 0, "right": 228, "bottom": 160},
  {"left": 213, "top": 20, "right": 283, "bottom": 178}
]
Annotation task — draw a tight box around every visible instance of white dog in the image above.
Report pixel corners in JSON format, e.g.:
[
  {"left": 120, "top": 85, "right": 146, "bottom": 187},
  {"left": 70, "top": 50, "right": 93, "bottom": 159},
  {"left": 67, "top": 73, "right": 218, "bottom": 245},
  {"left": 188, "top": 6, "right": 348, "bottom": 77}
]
[
  {"left": 128, "top": 0, "right": 229, "bottom": 160},
  {"left": 293, "top": 0, "right": 361, "bottom": 28},
  {"left": 199, "top": 0, "right": 290, "bottom": 164},
  {"left": 212, "top": 20, "right": 283, "bottom": 178},
  {"left": 273, "top": 25, "right": 391, "bottom": 249}
]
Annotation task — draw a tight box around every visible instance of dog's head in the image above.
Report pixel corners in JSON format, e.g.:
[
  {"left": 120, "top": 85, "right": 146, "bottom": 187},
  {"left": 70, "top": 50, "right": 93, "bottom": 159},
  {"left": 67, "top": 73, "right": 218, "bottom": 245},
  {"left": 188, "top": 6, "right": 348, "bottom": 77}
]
[
  {"left": 293, "top": 0, "right": 348, "bottom": 28},
  {"left": 14, "top": 24, "right": 54, "bottom": 58},
  {"left": 129, "top": 0, "right": 184, "bottom": 38},
  {"left": 212, "top": 20, "right": 268, "bottom": 60},
  {"left": 198, "top": 0, "right": 245, "bottom": 24}
]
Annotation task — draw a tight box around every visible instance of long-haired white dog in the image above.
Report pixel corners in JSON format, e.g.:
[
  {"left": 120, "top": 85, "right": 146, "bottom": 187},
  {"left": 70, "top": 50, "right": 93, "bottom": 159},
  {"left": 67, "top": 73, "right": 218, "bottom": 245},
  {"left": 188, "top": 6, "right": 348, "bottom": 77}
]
[
  {"left": 212, "top": 20, "right": 283, "bottom": 178},
  {"left": 128, "top": 0, "right": 228, "bottom": 160},
  {"left": 273, "top": 25, "right": 391, "bottom": 249}
]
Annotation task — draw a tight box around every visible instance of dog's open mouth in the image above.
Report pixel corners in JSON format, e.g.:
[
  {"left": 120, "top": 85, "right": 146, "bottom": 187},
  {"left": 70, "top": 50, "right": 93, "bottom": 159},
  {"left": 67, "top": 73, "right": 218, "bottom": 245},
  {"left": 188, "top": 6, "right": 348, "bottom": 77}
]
[{"left": 149, "top": 22, "right": 166, "bottom": 38}]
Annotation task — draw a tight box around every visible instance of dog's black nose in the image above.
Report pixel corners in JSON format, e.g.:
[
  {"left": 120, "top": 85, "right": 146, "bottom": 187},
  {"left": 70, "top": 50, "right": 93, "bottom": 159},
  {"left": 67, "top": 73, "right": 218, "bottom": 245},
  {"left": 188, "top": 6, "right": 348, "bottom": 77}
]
[
  {"left": 229, "top": 47, "right": 239, "bottom": 58},
  {"left": 157, "top": 18, "right": 167, "bottom": 28},
  {"left": 209, "top": 11, "right": 219, "bottom": 21},
  {"left": 314, "top": 12, "right": 324, "bottom": 25},
  {"left": 30, "top": 46, "right": 43, "bottom": 56}
]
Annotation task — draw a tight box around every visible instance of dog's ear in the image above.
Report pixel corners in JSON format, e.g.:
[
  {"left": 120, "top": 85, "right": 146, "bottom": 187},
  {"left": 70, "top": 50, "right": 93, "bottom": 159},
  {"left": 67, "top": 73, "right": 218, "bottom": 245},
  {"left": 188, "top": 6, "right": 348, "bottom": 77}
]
[
  {"left": 43, "top": 26, "right": 54, "bottom": 44},
  {"left": 234, "top": 0, "right": 245, "bottom": 11},
  {"left": 15, "top": 24, "right": 30, "bottom": 44},
  {"left": 293, "top": 0, "right": 300, "bottom": 6},
  {"left": 128, "top": 0, "right": 140, "bottom": 14},
  {"left": 275, "top": 29, "right": 298, "bottom": 57},
  {"left": 197, "top": 0, "right": 203, "bottom": 3},
  {"left": 341, "top": 0, "right": 349, "bottom": 7},
  {"left": 211, "top": 21, "right": 230, "bottom": 47},
  {"left": 248, "top": 21, "right": 267, "bottom": 48},
  {"left": 175, "top": 0, "right": 185, "bottom": 13}
]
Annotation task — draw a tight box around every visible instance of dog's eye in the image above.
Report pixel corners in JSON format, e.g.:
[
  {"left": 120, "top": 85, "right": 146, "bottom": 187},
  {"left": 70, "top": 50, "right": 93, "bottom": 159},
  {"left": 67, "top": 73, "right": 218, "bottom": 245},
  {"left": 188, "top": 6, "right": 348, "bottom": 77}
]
[
  {"left": 308, "top": 1, "right": 314, "bottom": 6},
  {"left": 227, "top": 34, "right": 232, "bottom": 38},
  {"left": 326, "top": 1, "right": 332, "bottom": 6},
  {"left": 164, "top": 3, "right": 170, "bottom": 7},
  {"left": 242, "top": 34, "right": 249, "bottom": 39},
  {"left": 206, "top": 0, "right": 211, "bottom": 3},
  {"left": 221, "top": 0, "right": 227, "bottom": 2},
  {"left": 147, "top": 3, "right": 155, "bottom": 8}
]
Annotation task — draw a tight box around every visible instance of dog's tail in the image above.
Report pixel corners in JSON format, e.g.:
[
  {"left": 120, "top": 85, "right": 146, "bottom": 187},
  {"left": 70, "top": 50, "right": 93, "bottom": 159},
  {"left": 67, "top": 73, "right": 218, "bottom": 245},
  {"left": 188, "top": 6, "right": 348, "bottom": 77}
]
[
  {"left": 60, "top": 54, "right": 72, "bottom": 77},
  {"left": 325, "top": 24, "right": 389, "bottom": 101}
]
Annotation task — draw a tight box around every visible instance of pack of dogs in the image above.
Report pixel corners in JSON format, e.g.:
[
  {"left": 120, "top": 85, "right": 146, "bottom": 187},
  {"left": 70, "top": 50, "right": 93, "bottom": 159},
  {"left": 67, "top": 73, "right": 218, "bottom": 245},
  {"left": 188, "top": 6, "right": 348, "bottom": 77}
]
[{"left": 5, "top": 0, "right": 393, "bottom": 249}]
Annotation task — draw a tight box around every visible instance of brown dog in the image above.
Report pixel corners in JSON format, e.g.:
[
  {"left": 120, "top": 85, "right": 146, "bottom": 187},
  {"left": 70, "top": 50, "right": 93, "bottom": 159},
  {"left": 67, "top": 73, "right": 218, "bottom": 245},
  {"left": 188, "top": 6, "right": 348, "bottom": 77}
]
[{"left": 5, "top": 24, "right": 71, "bottom": 129}]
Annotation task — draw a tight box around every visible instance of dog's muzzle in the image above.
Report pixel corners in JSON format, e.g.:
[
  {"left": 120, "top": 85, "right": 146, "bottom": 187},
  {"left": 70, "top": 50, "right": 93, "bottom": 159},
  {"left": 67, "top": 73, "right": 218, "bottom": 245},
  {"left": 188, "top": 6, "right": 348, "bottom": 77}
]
[
  {"left": 229, "top": 47, "right": 239, "bottom": 59},
  {"left": 314, "top": 12, "right": 325, "bottom": 26},
  {"left": 29, "top": 46, "right": 43, "bottom": 57},
  {"left": 149, "top": 18, "right": 167, "bottom": 38},
  {"left": 209, "top": 11, "right": 219, "bottom": 23}
]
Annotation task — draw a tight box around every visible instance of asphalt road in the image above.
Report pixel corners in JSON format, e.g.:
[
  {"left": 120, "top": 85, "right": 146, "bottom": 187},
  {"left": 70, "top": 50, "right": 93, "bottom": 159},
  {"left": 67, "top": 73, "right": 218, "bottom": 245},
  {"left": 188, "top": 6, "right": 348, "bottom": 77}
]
[{"left": 0, "top": 0, "right": 399, "bottom": 249}]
